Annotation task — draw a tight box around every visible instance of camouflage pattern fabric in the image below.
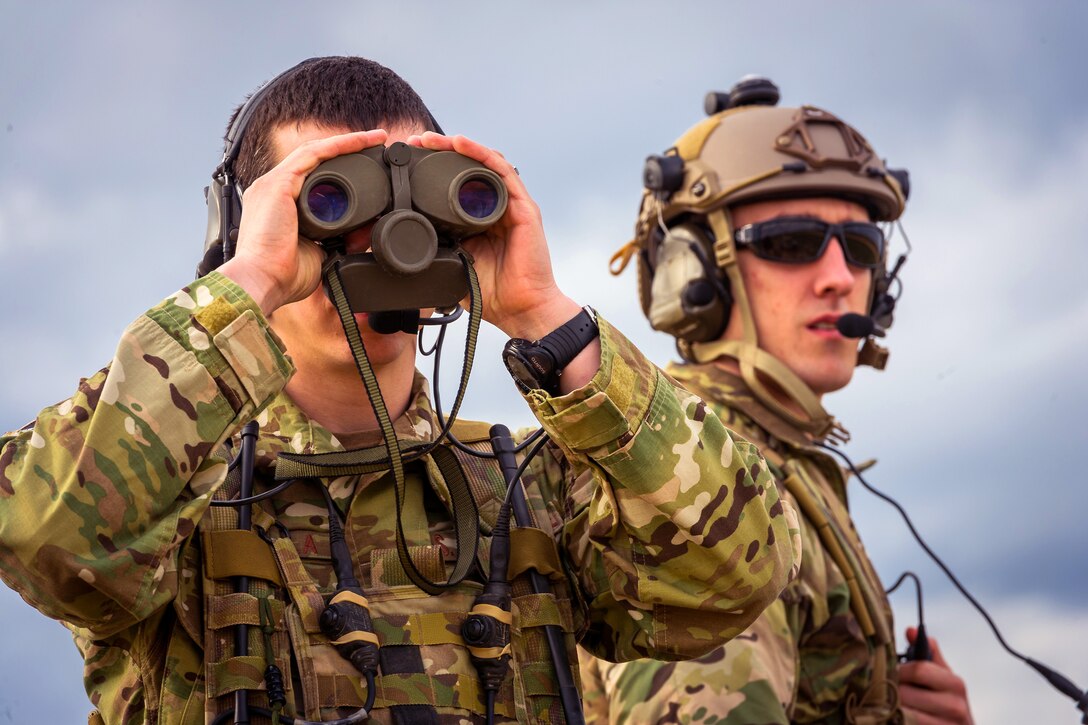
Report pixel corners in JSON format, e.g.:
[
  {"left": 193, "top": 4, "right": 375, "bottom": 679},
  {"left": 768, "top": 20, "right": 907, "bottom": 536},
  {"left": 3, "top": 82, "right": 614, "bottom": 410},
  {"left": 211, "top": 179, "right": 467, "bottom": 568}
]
[
  {"left": 580, "top": 361, "right": 902, "bottom": 725},
  {"left": 0, "top": 272, "right": 799, "bottom": 724}
]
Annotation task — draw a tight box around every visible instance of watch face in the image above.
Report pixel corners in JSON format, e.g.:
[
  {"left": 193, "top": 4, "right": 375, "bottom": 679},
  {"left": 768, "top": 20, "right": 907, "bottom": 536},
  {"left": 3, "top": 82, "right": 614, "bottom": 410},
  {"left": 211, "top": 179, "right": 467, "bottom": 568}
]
[
  {"left": 503, "top": 353, "right": 537, "bottom": 393},
  {"left": 502, "top": 339, "right": 556, "bottom": 393}
]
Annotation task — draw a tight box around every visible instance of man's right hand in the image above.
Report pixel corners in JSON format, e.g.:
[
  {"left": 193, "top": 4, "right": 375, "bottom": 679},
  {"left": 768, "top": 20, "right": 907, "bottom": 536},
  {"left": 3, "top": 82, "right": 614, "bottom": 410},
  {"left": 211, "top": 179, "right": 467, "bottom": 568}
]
[{"left": 218, "top": 129, "right": 388, "bottom": 316}]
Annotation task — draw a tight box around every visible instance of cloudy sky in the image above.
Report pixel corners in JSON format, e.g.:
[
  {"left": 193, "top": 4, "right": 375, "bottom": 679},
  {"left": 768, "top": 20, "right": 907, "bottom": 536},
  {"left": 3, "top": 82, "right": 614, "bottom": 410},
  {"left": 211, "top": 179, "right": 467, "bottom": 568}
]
[{"left": 1, "top": 2, "right": 1086, "bottom": 722}]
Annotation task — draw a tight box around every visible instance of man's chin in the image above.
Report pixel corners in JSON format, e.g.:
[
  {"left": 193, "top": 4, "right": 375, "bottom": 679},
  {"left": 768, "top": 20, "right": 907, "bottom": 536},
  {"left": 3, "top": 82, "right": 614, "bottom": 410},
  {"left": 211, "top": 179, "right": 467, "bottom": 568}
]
[{"left": 804, "top": 368, "right": 855, "bottom": 397}]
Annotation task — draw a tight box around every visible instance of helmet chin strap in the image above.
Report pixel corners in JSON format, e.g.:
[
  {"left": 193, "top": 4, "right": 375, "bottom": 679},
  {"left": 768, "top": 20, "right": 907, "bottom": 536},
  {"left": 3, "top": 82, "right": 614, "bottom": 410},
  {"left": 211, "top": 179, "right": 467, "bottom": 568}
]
[{"left": 687, "top": 209, "right": 848, "bottom": 444}]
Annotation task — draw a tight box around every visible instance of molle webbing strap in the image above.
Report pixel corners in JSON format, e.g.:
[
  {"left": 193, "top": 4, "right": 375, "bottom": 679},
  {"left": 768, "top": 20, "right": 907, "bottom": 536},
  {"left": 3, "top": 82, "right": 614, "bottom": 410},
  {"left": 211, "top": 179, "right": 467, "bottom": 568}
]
[
  {"left": 369, "top": 598, "right": 574, "bottom": 716},
  {"left": 207, "top": 592, "right": 285, "bottom": 631},
  {"left": 267, "top": 534, "right": 338, "bottom": 719},
  {"left": 373, "top": 611, "right": 476, "bottom": 647},
  {"left": 208, "top": 656, "right": 268, "bottom": 700},
  {"left": 291, "top": 672, "right": 375, "bottom": 715},
  {"left": 270, "top": 536, "right": 326, "bottom": 634},
  {"left": 513, "top": 592, "right": 574, "bottom": 633},
  {"left": 202, "top": 455, "right": 285, "bottom": 711},
  {"left": 202, "top": 529, "right": 283, "bottom": 585},
  {"left": 780, "top": 462, "right": 890, "bottom": 646},
  {"left": 508, "top": 527, "right": 564, "bottom": 581},
  {"left": 445, "top": 431, "right": 507, "bottom": 533},
  {"left": 371, "top": 672, "right": 514, "bottom": 719},
  {"left": 430, "top": 444, "right": 481, "bottom": 575},
  {"left": 371, "top": 545, "right": 447, "bottom": 587}
]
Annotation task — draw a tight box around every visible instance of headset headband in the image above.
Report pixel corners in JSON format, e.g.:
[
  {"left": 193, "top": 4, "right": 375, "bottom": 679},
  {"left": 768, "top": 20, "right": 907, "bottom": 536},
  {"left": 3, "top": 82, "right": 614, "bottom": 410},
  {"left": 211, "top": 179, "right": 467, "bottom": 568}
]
[{"left": 199, "top": 58, "right": 445, "bottom": 278}]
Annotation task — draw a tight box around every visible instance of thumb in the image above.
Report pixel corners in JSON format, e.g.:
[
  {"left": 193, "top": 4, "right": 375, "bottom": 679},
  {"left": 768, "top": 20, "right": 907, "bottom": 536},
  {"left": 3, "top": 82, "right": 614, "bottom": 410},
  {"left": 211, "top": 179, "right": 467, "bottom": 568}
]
[
  {"left": 906, "top": 626, "right": 951, "bottom": 669},
  {"left": 926, "top": 634, "right": 950, "bottom": 668}
]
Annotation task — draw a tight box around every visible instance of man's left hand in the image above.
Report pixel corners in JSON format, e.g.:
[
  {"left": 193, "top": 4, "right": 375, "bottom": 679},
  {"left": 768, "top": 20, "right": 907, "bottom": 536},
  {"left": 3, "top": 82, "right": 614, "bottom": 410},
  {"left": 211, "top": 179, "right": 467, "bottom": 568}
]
[
  {"left": 406, "top": 132, "right": 582, "bottom": 341},
  {"left": 899, "top": 627, "right": 974, "bottom": 724}
]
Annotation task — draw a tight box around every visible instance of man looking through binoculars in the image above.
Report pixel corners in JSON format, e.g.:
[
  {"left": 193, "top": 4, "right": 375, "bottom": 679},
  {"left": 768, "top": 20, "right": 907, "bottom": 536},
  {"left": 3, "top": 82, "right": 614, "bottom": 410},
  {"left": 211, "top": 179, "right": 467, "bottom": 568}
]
[{"left": 0, "top": 57, "right": 798, "bottom": 724}]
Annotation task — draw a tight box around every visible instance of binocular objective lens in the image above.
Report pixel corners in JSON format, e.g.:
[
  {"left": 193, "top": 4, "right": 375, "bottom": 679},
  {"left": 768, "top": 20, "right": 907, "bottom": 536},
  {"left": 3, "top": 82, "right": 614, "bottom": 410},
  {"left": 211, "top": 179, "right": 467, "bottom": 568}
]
[
  {"left": 457, "top": 178, "right": 500, "bottom": 220},
  {"left": 307, "top": 182, "right": 350, "bottom": 223}
]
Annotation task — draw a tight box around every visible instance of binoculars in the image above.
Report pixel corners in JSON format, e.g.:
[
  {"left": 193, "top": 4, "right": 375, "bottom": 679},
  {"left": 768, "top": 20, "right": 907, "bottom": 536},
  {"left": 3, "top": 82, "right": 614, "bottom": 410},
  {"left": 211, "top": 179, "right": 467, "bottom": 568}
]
[{"left": 298, "top": 142, "right": 507, "bottom": 312}]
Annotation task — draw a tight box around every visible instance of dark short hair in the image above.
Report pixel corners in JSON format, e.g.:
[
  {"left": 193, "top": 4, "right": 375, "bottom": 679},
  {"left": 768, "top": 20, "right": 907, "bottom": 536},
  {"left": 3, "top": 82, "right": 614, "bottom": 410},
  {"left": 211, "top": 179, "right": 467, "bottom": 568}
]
[{"left": 226, "top": 56, "right": 439, "bottom": 189}]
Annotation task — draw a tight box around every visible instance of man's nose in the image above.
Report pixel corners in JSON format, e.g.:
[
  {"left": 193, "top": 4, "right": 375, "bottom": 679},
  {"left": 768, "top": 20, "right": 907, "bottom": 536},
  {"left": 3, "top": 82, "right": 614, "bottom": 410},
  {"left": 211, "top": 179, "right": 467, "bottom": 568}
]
[{"left": 813, "top": 236, "right": 856, "bottom": 297}]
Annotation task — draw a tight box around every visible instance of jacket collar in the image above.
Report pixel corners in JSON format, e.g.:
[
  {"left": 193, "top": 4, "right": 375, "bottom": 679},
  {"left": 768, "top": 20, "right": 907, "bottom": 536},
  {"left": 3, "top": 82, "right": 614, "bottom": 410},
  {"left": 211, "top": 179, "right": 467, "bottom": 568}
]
[{"left": 665, "top": 361, "right": 848, "bottom": 452}]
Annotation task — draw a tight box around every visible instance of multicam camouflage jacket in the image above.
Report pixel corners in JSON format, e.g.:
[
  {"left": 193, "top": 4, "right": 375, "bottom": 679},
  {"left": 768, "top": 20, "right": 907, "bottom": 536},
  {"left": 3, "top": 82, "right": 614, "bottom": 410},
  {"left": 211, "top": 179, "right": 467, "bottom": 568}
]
[
  {"left": 580, "top": 361, "right": 902, "bottom": 725},
  {"left": 0, "top": 272, "right": 799, "bottom": 724}
]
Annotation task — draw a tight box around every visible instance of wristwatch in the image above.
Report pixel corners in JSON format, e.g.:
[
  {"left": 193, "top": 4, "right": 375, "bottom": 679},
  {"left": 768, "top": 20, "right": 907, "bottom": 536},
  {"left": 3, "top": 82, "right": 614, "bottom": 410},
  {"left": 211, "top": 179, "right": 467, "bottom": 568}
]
[{"left": 502, "top": 308, "right": 599, "bottom": 394}]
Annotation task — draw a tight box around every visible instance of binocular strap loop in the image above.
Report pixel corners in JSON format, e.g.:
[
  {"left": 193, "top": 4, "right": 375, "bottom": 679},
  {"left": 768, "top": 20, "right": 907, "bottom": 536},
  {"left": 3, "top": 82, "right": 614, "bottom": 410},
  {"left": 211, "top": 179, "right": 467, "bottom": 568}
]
[{"left": 275, "top": 258, "right": 487, "bottom": 597}]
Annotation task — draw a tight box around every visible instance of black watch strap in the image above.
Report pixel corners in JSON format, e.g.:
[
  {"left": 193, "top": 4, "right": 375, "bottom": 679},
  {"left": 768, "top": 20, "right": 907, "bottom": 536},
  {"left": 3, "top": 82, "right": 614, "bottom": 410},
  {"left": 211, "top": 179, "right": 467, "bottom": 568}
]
[
  {"left": 539, "top": 308, "right": 599, "bottom": 371},
  {"left": 503, "top": 308, "right": 599, "bottom": 394}
]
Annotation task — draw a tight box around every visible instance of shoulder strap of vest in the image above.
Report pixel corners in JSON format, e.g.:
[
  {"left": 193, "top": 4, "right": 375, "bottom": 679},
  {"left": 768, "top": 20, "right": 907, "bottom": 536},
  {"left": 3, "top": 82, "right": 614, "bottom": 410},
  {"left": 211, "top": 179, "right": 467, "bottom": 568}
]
[
  {"left": 777, "top": 456, "right": 899, "bottom": 717},
  {"left": 448, "top": 418, "right": 493, "bottom": 443},
  {"left": 779, "top": 457, "right": 890, "bottom": 644}
]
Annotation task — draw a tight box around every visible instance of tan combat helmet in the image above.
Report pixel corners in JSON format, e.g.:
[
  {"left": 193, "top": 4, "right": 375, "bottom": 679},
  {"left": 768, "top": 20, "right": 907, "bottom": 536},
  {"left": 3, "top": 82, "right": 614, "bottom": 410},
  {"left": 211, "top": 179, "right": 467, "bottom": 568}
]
[{"left": 611, "top": 76, "right": 910, "bottom": 440}]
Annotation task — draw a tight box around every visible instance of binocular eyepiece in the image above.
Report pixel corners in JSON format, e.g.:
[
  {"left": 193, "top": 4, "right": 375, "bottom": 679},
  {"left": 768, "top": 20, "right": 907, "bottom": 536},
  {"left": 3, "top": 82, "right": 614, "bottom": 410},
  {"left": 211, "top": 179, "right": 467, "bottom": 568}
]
[{"left": 298, "top": 142, "right": 508, "bottom": 276}]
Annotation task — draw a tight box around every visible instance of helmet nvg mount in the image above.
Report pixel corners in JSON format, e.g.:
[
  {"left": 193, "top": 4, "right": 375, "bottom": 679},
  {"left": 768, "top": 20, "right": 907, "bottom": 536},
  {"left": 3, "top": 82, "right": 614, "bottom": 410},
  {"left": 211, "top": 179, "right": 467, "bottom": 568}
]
[{"left": 611, "top": 76, "right": 911, "bottom": 440}]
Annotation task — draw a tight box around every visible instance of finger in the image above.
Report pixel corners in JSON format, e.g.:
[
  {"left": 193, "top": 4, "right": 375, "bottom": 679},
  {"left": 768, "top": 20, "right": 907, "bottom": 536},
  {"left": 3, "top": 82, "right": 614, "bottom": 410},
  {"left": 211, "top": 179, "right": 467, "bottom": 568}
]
[
  {"left": 278, "top": 129, "right": 389, "bottom": 185},
  {"left": 900, "top": 704, "right": 954, "bottom": 725},
  {"left": 901, "top": 683, "right": 972, "bottom": 724},
  {"left": 900, "top": 707, "right": 942, "bottom": 725},
  {"left": 417, "top": 132, "right": 522, "bottom": 182},
  {"left": 407, "top": 131, "right": 449, "bottom": 149},
  {"left": 926, "top": 634, "right": 950, "bottom": 668},
  {"left": 899, "top": 660, "right": 967, "bottom": 696},
  {"left": 412, "top": 132, "right": 537, "bottom": 232}
]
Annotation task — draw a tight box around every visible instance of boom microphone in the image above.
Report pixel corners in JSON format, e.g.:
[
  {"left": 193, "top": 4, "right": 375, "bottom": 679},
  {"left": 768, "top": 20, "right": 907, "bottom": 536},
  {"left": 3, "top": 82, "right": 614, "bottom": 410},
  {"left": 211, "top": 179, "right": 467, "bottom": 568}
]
[
  {"left": 368, "top": 309, "right": 421, "bottom": 335},
  {"left": 837, "top": 313, "right": 885, "bottom": 339}
]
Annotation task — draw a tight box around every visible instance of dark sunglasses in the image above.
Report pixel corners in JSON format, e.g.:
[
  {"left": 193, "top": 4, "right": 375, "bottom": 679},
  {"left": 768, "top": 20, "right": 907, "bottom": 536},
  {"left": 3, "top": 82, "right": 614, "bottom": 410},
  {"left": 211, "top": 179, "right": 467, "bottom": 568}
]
[{"left": 733, "top": 216, "right": 885, "bottom": 269}]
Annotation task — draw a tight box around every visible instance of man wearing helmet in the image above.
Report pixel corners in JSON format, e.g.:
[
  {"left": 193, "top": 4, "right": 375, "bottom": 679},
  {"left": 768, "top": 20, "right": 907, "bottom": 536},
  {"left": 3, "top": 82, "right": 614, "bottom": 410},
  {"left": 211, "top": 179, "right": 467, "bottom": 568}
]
[{"left": 580, "top": 78, "right": 973, "bottom": 724}]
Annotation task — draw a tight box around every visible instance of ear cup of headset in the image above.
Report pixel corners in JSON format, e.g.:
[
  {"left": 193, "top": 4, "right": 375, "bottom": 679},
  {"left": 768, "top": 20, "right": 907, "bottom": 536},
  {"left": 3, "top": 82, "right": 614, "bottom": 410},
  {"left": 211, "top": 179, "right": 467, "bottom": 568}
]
[
  {"left": 197, "top": 62, "right": 307, "bottom": 279},
  {"left": 641, "top": 223, "right": 731, "bottom": 343},
  {"left": 198, "top": 173, "right": 242, "bottom": 278},
  {"left": 198, "top": 179, "right": 227, "bottom": 277}
]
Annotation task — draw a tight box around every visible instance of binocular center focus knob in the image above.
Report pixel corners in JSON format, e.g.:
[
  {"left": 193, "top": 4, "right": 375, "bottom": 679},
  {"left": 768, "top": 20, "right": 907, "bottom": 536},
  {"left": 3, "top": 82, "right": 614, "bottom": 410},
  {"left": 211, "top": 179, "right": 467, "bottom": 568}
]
[{"left": 371, "top": 210, "right": 438, "bottom": 275}]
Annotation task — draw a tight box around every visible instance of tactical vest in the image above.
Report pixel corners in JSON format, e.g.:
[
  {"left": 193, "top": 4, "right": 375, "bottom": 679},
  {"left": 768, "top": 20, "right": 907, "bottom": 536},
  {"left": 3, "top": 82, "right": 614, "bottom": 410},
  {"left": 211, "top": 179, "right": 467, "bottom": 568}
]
[
  {"left": 764, "top": 446, "right": 902, "bottom": 725},
  {"left": 196, "top": 420, "right": 581, "bottom": 724}
]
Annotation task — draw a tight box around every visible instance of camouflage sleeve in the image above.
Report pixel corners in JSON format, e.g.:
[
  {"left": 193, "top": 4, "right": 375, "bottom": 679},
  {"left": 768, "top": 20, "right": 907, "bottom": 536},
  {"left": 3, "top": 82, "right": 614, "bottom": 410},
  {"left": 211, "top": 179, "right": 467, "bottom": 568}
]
[
  {"left": 522, "top": 317, "right": 801, "bottom": 662},
  {"left": 578, "top": 601, "right": 800, "bottom": 724},
  {"left": 0, "top": 271, "right": 293, "bottom": 638}
]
